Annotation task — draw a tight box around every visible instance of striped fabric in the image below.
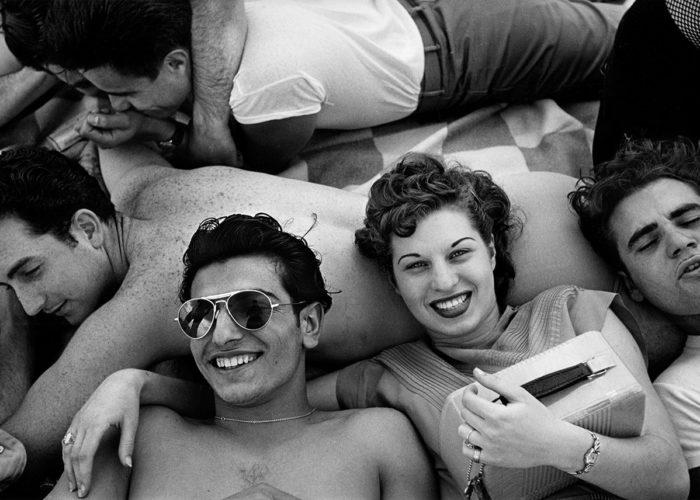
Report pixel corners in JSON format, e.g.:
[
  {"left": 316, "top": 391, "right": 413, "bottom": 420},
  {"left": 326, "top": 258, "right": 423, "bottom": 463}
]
[{"left": 373, "top": 285, "right": 614, "bottom": 406}]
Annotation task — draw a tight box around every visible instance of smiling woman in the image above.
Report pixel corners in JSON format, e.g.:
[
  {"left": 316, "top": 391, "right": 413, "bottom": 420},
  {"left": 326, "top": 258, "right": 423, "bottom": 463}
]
[{"left": 307, "top": 153, "right": 690, "bottom": 499}]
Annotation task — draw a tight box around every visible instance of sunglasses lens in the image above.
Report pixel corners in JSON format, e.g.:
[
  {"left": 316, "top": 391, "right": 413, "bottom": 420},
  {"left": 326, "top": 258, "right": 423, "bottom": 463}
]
[
  {"left": 178, "top": 299, "right": 215, "bottom": 338},
  {"left": 227, "top": 291, "right": 273, "bottom": 330}
]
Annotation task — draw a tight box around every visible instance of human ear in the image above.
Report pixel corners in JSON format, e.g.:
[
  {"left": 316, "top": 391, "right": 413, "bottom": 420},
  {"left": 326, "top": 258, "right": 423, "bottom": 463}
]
[
  {"left": 71, "top": 209, "right": 105, "bottom": 248},
  {"left": 164, "top": 49, "right": 190, "bottom": 74},
  {"left": 300, "top": 302, "right": 324, "bottom": 349},
  {"left": 488, "top": 238, "right": 496, "bottom": 271},
  {"left": 618, "top": 271, "right": 644, "bottom": 302}
]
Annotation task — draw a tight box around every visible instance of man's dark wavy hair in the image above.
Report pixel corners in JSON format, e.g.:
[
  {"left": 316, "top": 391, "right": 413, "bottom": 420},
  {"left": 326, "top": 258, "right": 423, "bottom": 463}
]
[
  {"left": 41, "top": 0, "right": 191, "bottom": 79},
  {"left": 569, "top": 138, "right": 700, "bottom": 271},
  {"left": 1, "top": 0, "right": 48, "bottom": 69},
  {"left": 180, "top": 213, "right": 332, "bottom": 317},
  {"left": 355, "top": 153, "right": 521, "bottom": 310},
  {"left": 0, "top": 147, "right": 115, "bottom": 243}
]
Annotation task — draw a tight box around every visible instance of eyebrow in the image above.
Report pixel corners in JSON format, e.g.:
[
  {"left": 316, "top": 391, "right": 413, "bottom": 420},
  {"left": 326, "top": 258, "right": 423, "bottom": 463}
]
[
  {"left": 256, "top": 288, "right": 281, "bottom": 301},
  {"left": 627, "top": 203, "right": 700, "bottom": 250},
  {"left": 670, "top": 203, "right": 700, "bottom": 220},
  {"left": 6, "top": 257, "right": 32, "bottom": 281},
  {"left": 451, "top": 237, "right": 475, "bottom": 247},
  {"left": 396, "top": 236, "right": 475, "bottom": 263},
  {"left": 627, "top": 223, "right": 657, "bottom": 250}
]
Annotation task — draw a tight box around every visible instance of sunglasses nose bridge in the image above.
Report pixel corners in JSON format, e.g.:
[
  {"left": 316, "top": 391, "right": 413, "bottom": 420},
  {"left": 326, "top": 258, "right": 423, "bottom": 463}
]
[{"left": 210, "top": 298, "right": 247, "bottom": 342}]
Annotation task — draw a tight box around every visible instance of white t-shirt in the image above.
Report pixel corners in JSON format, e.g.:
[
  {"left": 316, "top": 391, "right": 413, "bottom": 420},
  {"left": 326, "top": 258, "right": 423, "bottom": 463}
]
[
  {"left": 230, "top": 0, "right": 424, "bottom": 129},
  {"left": 654, "top": 334, "right": 700, "bottom": 469}
]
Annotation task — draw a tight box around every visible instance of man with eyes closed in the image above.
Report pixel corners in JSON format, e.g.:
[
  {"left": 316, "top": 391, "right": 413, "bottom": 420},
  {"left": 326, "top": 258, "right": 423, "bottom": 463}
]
[{"left": 571, "top": 138, "right": 700, "bottom": 498}]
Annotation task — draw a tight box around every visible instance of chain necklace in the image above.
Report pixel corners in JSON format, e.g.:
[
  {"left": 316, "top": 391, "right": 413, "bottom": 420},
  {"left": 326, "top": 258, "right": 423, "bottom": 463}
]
[{"left": 214, "top": 408, "right": 316, "bottom": 424}]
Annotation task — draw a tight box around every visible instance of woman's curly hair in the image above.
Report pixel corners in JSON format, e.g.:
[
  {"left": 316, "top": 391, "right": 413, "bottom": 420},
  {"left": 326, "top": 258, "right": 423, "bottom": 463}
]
[{"left": 355, "top": 153, "right": 521, "bottom": 309}]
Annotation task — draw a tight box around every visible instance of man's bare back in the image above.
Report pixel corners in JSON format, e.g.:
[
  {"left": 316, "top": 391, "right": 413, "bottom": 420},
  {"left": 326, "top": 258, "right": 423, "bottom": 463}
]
[{"left": 105, "top": 144, "right": 422, "bottom": 365}]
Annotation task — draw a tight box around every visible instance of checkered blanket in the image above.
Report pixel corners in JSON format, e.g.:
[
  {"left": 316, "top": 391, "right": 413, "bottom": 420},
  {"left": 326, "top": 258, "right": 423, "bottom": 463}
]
[
  {"left": 0, "top": 91, "right": 599, "bottom": 191},
  {"left": 293, "top": 98, "right": 599, "bottom": 194}
]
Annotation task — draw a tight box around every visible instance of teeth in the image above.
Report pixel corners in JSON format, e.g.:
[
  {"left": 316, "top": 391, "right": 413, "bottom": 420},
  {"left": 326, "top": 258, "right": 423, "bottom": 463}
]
[
  {"left": 686, "top": 263, "right": 700, "bottom": 274},
  {"left": 215, "top": 354, "right": 258, "bottom": 368},
  {"left": 434, "top": 293, "right": 469, "bottom": 310}
]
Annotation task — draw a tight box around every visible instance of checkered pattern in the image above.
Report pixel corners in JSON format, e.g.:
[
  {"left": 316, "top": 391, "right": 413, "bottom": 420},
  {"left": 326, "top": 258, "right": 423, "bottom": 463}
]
[
  {"left": 666, "top": 0, "right": 700, "bottom": 49},
  {"left": 1, "top": 91, "right": 599, "bottom": 194},
  {"left": 293, "top": 98, "right": 599, "bottom": 194}
]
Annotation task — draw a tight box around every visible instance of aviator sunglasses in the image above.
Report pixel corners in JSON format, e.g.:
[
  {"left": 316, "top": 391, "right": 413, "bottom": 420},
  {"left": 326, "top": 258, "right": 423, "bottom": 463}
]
[{"left": 175, "top": 289, "right": 304, "bottom": 339}]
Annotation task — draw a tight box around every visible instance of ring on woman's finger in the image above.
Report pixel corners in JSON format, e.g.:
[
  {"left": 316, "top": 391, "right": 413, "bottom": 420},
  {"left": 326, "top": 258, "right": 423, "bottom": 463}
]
[
  {"left": 62, "top": 431, "right": 76, "bottom": 447},
  {"left": 466, "top": 428, "right": 476, "bottom": 446},
  {"left": 472, "top": 447, "right": 482, "bottom": 464},
  {"left": 0, "top": 445, "right": 4, "bottom": 454}
]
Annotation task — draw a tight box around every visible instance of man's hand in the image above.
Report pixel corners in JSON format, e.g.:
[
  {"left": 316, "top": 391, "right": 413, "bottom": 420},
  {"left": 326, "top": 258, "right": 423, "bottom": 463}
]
[
  {"left": 61, "top": 370, "right": 144, "bottom": 497},
  {"left": 221, "top": 483, "right": 301, "bottom": 500},
  {"left": 0, "top": 429, "right": 27, "bottom": 492},
  {"left": 75, "top": 110, "right": 174, "bottom": 149}
]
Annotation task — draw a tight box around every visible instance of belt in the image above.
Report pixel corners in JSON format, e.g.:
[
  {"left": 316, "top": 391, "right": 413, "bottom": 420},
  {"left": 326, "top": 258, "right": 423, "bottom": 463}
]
[{"left": 396, "top": 0, "right": 446, "bottom": 112}]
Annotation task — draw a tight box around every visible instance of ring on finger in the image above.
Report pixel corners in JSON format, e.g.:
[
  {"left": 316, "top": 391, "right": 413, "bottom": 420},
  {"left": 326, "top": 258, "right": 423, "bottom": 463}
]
[
  {"left": 466, "top": 428, "right": 476, "bottom": 447},
  {"left": 62, "top": 431, "right": 76, "bottom": 447},
  {"left": 473, "top": 447, "right": 482, "bottom": 464}
]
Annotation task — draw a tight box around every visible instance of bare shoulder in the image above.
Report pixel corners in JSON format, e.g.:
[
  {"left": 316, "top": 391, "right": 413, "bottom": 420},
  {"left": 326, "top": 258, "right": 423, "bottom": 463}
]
[
  {"left": 72, "top": 266, "right": 189, "bottom": 364},
  {"left": 317, "top": 407, "right": 417, "bottom": 444},
  {"left": 313, "top": 409, "right": 437, "bottom": 497},
  {"left": 136, "top": 406, "right": 198, "bottom": 454},
  {"left": 140, "top": 406, "right": 188, "bottom": 432}
]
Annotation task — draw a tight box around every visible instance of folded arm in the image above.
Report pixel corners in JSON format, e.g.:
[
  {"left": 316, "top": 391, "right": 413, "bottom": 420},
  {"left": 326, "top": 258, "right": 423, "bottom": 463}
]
[{"left": 189, "top": 0, "right": 246, "bottom": 166}]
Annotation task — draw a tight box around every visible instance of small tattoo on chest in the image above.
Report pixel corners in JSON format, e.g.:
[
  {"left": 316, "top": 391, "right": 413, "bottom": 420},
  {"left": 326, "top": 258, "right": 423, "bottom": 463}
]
[{"left": 238, "top": 462, "right": 270, "bottom": 486}]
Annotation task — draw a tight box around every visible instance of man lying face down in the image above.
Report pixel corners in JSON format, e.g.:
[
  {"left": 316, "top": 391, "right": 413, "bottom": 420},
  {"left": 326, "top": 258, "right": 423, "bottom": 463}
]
[
  {"left": 6, "top": 0, "right": 621, "bottom": 173},
  {"left": 46, "top": 213, "right": 435, "bottom": 499},
  {"left": 570, "top": 138, "right": 700, "bottom": 498}
]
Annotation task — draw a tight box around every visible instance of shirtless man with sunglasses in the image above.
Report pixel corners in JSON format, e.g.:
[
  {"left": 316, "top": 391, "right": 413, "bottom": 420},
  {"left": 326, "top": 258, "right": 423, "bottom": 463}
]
[{"left": 46, "top": 213, "right": 435, "bottom": 499}]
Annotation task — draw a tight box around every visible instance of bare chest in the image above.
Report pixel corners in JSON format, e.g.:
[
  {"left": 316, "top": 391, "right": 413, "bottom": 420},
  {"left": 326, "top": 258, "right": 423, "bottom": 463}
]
[{"left": 130, "top": 431, "right": 379, "bottom": 499}]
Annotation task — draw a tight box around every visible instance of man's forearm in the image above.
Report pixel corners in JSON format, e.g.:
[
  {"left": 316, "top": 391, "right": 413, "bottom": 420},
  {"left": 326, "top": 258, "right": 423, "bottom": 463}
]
[
  {"left": 0, "top": 291, "right": 34, "bottom": 423},
  {"left": 137, "top": 369, "right": 213, "bottom": 418},
  {"left": 190, "top": 0, "right": 246, "bottom": 126},
  {"left": 0, "top": 68, "right": 58, "bottom": 127}
]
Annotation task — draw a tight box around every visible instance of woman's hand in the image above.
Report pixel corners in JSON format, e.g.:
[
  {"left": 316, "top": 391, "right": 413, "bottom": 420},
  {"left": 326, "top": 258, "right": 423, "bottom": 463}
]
[
  {"left": 0, "top": 428, "right": 27, "bottom": 492},
  {"left": 61, "top": 369, "right": 146, "bottom": 498},
  {"left": 458, "top": 367, "right": 586, "bottom": 471}
]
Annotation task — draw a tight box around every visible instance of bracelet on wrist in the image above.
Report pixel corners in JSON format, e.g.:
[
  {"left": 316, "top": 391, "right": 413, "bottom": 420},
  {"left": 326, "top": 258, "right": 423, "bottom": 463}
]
[{"left": 571, "top": 432, "right": 600, "bottom": 475}]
